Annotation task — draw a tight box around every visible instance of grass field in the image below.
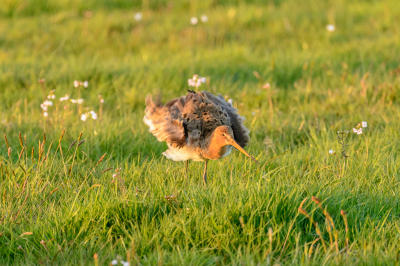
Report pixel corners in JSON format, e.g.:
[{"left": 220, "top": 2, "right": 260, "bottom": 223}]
[{"left": 1, "top": 0, "right": 400, "bottom": 265}]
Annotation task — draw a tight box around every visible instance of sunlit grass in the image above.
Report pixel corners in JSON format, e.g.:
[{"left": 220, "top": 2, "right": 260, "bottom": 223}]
[{"left": 1, "top": 0, "right": 400, "bottom": 265}]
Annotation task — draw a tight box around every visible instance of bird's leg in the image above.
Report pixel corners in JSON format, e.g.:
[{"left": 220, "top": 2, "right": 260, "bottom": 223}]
[
  {"left": 202, "top": 161, "right": 208, "bottom": 186},
  {"left": 185, "top": 160, "right": 189, "bottom": 178}
]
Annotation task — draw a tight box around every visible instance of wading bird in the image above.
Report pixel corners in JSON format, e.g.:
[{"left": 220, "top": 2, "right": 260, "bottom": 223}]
[{"left": 144, "top": 90, "right": 259, "bottom": 185}]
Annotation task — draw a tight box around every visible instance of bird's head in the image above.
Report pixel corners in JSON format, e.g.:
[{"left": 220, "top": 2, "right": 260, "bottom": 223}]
[{"left": 214, "top": 126, "right": 259, "bottom": 164}]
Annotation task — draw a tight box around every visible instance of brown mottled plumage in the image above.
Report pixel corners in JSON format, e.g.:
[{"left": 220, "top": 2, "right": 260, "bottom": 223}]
[{"left": 144, "top": 90, "right": 259, "bottom": 185}]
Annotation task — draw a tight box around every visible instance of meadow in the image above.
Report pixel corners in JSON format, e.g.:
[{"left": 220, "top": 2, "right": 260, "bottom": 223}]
[{"left": 1, "top": 0, "right": 400, "bottom": 265}]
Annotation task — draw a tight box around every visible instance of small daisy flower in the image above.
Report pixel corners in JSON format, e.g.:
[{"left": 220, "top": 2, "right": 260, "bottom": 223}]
[
  {"left": 81, "top": 114, "right": 87, "bottom": 121},
  {"left": 200, "top": 14, "right": 208, "bottom": 23},
  {"left": 329, "top": 149, "right": 335, "bottom": 155},
  {"left": 83, "top": 81, "right": 89, "bottom": 88},
  {"left": 326, "top": 24, "right": 335, "bottom": 32},
  {"left": 43, "top": 112, "right": 48, "bottom": 117},
  {"left": 190, "top": 17, "right": 198, "bottom": 25},
  {"left": 362, "top": 121, "right": 367, "bottom": 128},
  {"left": 134, "top": 12, "right": 143, "bottom": 21}
]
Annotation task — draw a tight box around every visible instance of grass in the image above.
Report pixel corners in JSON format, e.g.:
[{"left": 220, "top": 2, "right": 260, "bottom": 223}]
[{"left": 1, "top": 0, "right": 400, "bottom": 265}]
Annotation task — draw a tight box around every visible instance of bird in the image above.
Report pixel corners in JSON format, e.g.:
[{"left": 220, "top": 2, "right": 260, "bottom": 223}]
[{"left": 143, "top": 90, "right": 259, "bottom": 185}]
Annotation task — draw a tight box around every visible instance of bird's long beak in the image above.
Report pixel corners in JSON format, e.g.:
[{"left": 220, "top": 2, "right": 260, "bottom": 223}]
[{"left": 229, "top": 139, "right": 260, "bottom": 164}]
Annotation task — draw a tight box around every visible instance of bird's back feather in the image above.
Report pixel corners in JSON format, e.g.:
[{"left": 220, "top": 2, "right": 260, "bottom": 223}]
[{"left": 143, "top": 91, "right": 250, "bottom": 150}]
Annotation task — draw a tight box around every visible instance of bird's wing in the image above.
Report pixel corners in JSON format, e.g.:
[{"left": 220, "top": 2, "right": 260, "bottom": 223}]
[
  {"left": 201, "top": 91, "right": 250, "bottom": 148},
  {"left": 144, "top": 94, "right": 187, "bottom": 148}
]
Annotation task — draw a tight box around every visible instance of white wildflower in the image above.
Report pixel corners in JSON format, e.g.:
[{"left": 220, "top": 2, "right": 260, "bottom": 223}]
[
  {"left": 362, "top": 121, "right": 367, "bottom": 128},
  {"left": 60, "top": 95, "right": 70, "bottom": 102},
  {"left": 100, "top": 99, "right": 104, "bottom": 103},
  {"left": 71, "top": 99, "right": 84, "bottom": 104},
  {"left": 190, "top": 17, "right": 198, "bottom": 25},
  {"left": 81, "top": 114, "right": 87, "bottom": 121},
  {"left": 43, "top": 100, "right": 53, "bottom": 106},
  {"left": 134, "top": 12, "right": 142, "bottom": 21},
  {"left": 74, "top": 80, "right": 79, "bottom": 88},
  {"left": 43, "top": 112, "right": 48, "bottom": 117},
  {"left": 83, "top": 81, "right": 89, "bottom": 88},
  {"left": 200, "top": 14, "right": 208, "bottom": 23},
  {"left": 357, "top": 128, "right": 363, "bottom": 135},
  {"left": 326, "top": 24, "right": 335, "bottom": 32},
  {"left": 329, "top": 149, "right": 335, "bottom": 155},
  {"left": 228, "top": 99, "right": 233, "bottom": 105},
  {"left": 90, "top": 111, "right": 98, "bottom": 120},
  {"left": 111, "top": 260, "right": 118, "bottom": 265},
  {"left": 188, "top": 75, "right": 205, "bottom": 87}
]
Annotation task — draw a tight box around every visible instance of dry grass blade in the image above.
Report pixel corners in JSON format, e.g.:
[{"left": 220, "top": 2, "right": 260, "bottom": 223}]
[
  {"left": 19, "top": 232, "right": 33, "bottom": 237},
  {"left": 19, "top": 132, "right": 23, "bottom": 148},
  {"left": 68, "top": 140, "right": 77, "bottom": 151},
  {"left": 19, "top": 165, "right": 26, "bottom": 175},
  {"left": 18, "top": 146, "right": 25, "bottom": 161},
  {"left": 8, "top": 147, "right": 12, "bottom": 158},
  {"left": 43, "top": 131, "right": 46, "bottom": 145},
  {"left": 59, "top": 129, "right": 66, "bottom": 143},
  {"left": 40, "top": 183, "right": 48, "bottom": 193},
  {"left": 78, "top": 139, "right": 86, "bottom": 147},
  {"left": 94, "top": 153, "right": 107, "bottom": 170},
  {"left": 78, "top": 131, "right": 83, "bottom": 141},
  {"left": 4, "top": 134, "right": 9, "bottom": 149},
  {"left": 101, "top": 167, "right": 113, "bottom": 173},
  {"left": 31, "top": 147, "right": 34, "bottom": 162}
]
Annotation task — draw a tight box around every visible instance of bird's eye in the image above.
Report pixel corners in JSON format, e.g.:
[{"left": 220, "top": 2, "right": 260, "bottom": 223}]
[{"left": 222, "top": 134, "right": 225, "bottom": 136}]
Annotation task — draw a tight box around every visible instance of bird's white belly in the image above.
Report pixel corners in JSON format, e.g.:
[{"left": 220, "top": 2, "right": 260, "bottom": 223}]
[
  {"left": 163, "top": 145, "right": 232, "bottom": 162},
  {"left": 162, "top": 144, "right": 204, "bottom": 162}
]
